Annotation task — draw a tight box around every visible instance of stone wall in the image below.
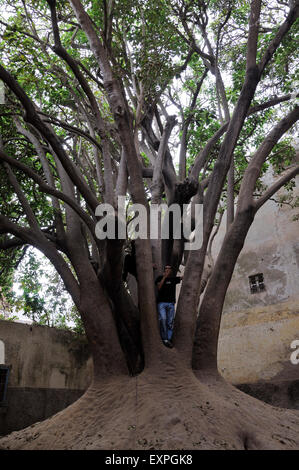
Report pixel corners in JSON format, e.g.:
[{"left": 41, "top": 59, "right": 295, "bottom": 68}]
[
  {"left": 214, "top": 176, "right": 299, "bottom": 312},
  {"left": 0, "top": 320, "right": 92, "bottom": 436}
]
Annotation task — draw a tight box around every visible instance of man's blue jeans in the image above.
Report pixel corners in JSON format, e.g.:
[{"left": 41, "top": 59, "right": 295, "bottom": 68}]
[{"left": 157, "top": 302, "right": 175, "bottom": 341}]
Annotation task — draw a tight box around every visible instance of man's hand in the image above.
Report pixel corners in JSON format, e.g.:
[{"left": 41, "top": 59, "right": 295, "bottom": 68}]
[
  {"left": 157, "top": 275, "right": 167, "bottom": 290},
  {"left": 157, "top": 266, "right": 172, "bottom": 290}
]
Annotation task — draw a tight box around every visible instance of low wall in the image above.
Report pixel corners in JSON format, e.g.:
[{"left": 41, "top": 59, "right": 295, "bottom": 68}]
[
  {"left": 0, "top": 388, "right": 85, "bottom": 436},
  {"left": 0, "top": 320, "right": 92, "bottom": 436}
]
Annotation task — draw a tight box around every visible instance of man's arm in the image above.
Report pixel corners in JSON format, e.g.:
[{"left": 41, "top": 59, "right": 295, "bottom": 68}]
[{"left": 157, "top": 275, "right": 167, "bottom": 290}]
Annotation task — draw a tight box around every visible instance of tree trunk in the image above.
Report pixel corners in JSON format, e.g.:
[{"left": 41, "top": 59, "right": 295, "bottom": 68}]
[{"left": 193, "top": 207, "right": 255, "bottom": 372}]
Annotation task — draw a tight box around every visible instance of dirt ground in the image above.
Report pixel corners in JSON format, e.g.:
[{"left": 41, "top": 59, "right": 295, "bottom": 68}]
[{"left": 0, "top": 364, "right": 298, "bottom": 450}]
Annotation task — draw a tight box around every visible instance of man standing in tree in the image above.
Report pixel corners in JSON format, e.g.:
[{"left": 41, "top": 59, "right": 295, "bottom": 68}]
[{"left": 155, "top": 266, "right": 182, "bottom": 348}]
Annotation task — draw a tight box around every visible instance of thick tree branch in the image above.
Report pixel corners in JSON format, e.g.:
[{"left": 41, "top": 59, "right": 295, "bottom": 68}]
[
  {"left": 255, "top": 164, "right": 299, "bottom": 211},
  {"left": 0, "top": 236, "right": 26, "bottom": 250},
  {"left": 151, "top": 116, "right": 177, "bottom": 204},
  {"left": 3, "top": 163, "right": 40, "bottom": 231},
  {"left": 249, "top": 93, "right": 299, "bottom": 114},
  {"left": 246, "top": 0, "right": 262, "bottom": 70},
  {"left": 258, "top": 1, "right": 299, "bottom": 74},
  {"left": 238, "top": 105, "right": 299, "bottom": 210}
]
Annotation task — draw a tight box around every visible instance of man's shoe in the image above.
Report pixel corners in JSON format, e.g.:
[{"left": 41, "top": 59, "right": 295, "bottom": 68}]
[{"left": 163, "top": 340, "right": 173, "bottom": 348}]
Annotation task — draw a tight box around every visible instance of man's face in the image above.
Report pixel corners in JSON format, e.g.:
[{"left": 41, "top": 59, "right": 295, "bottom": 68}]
[{"left": 164, "top": 266, "right": 172, "bottom": 277}]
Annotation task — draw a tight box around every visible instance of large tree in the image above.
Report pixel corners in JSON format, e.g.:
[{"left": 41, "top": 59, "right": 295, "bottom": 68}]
[{"left": 0, "top": 0, "right": 298, "bottom": 450}]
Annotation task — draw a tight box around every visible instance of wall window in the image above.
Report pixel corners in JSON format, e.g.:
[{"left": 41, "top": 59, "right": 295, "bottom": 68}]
[{"left": 249, "top": 273, "right": 265, "bottom": 294}]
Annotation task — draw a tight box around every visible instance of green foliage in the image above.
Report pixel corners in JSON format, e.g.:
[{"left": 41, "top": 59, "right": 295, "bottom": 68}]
[
  {"left": 4, "top": 247, "right": 85, "bottom": 334},
  {"left": 0, "top": 249, "right": 18, "bottom": 310},
  {"left": 0, "top": 313, "right": 19, "bottom": 321}
]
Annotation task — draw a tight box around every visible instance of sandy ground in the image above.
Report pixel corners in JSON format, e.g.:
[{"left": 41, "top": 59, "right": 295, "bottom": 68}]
[{"left": 0, "top": 366, "right": 298, "bottom": 450}]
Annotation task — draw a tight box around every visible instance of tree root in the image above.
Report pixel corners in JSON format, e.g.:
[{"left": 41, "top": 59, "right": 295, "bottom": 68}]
[{"left": 0, "top": 369, "right": 298, "bottom": 450}]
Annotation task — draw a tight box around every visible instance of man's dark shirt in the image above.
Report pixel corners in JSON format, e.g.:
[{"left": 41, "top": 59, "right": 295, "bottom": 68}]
[{"left": 155, "top": 276, "right": 181, "bottom": 303}]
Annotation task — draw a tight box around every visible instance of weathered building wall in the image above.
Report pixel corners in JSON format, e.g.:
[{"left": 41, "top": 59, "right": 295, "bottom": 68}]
[
  {"left": 213, "top": 175, "right": 299, "bottom": 408},
  {"left": 0, "top": 320, "right": 92, "bottom": 436},
  {"left": 213, "top": 175, "right": 299, "bottom": 312},
  {"left": 218, "top": 299, "right": 299, "bottom": 409}
]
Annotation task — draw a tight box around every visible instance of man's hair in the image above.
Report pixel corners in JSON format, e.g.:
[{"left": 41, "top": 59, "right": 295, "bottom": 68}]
[{"left": 164, "top": 265, "right": 172, "bottom": 270}]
